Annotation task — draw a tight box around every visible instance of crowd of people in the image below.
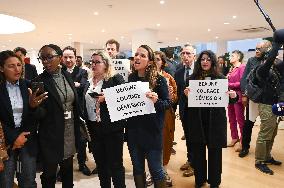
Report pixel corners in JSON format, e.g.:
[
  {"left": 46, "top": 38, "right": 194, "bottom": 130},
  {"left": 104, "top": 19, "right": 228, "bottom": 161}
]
[{"left": 0, "top": 29, "right": 284, "bottom": 188}]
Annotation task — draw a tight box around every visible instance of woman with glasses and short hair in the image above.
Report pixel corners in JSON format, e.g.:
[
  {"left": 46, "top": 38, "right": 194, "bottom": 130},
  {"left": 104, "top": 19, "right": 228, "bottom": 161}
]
[
  {"left": 83, "top": 50, "right": 126, "bottom": 188},
  {"left": 127, "top": 45, "right": 171, "bottom": 188},
  {"left": 33, "top": 44, "right": 82, "bottom": 188},
  {"left": 183, "top": 50, "right": 238, "bottom": 188}
]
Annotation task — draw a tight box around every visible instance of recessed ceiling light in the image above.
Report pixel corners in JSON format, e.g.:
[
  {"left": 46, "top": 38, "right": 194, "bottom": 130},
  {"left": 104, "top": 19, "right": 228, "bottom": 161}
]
[
  {"left": 175, "top": 37, "right": 179, "bottom": 41},
  {"left": 90, "top": 41, "right": 94, "bottom": 44},
  {"left": 101, "top": 29, "right": 105, "bottom": 33},
  {"left": 121, "top": 36, "right": 125, "bottom": 39},
  {"left": 0, "top": 14, "right": 35, "bottom": 34},
  {"left": 160, "top": 1, "right": 165, "bottom": 5},
  {"left": 224, "top": 22, "right": 230, "bottom": 25},
  {"left": 30, "top": 47, "right": 33, "bottom": 50},
  {"left": 208, "top": 29, "right": 211, "bottom": 32},
  {"left": 93, "top": 12, "right": 99, "bottom": 16},
  {"left": 215, "top": 36, "right": 219, "bottom": 39},
  {"left": 8, "top": 40, "right": 12, "bottom": 42},
  {"left": 66, "top": 33, "right": 73, "bottom": 36},
  {"left": 232, "top": 15, "right": 237, "bottom": 19},
  {"left": 156, "top": 23, "right": 161, "bottom": 27},
  {"left": 186, "top": 42, "right": 190, "bottom": 44}
]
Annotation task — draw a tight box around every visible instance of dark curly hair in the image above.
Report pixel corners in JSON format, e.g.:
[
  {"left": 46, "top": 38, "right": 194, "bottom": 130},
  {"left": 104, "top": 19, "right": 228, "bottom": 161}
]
[
  {"left": 154, "top": 51, "right": 167, "bottom": 70},
  {"left": 191, "top": 50, "right": 220, "bottom": 79}
]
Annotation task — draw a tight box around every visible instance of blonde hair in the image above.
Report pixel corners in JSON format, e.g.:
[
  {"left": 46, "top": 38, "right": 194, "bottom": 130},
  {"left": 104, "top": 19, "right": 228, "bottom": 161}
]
[{"left": 92, "top": 50, "right": 115, "bottom": 80}]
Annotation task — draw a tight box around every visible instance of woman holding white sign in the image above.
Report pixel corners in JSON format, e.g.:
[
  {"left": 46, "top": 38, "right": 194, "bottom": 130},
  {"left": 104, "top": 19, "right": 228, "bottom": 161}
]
[
  {"left": 127, "top": 45, "right": 171, "bottom": 188},
  {"left": 83, "top": 50, "right": 126, "bottom": 188},
  {"left": 184, "top": 50, "right": 238, "bottom": 188}
]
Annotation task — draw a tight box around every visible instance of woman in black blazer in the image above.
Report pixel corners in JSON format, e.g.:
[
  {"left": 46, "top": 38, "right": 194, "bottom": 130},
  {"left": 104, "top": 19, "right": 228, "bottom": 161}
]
[
  {"left": 83, "top": 50, "right": 126, "bottom": 188},
  {"left": 127, "top": 45, "right": 170, "bottom": 188},
  {"left": 184, "top": 50, "right": 238, "bottom": 188},
  {"left": 33, "top": 44, "right": 81, "bottom": 188},
  {"left": 0, "top": 50, "right": 46, "bottom": 187}
]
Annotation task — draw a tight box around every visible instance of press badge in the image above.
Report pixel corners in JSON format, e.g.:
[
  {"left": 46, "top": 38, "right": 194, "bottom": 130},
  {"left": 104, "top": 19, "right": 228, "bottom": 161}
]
[{"left": 64, "top": 111, "right": 72, "bottom": 120}]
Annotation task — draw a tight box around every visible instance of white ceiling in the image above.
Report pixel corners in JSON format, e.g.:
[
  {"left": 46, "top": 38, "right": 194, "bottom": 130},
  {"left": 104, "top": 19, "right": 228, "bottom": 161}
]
[{"left": 0, "top": 0, "right": 283, "bottom": 56}]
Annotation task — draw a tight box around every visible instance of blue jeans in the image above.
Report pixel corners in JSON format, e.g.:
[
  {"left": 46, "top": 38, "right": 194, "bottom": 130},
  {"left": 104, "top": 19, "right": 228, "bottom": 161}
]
[
  {"left": 128, "top": 144, "right": 165, "bottom": 181},
  {"left": 1, "top": 146, "right": 37, "bottom": 188}
]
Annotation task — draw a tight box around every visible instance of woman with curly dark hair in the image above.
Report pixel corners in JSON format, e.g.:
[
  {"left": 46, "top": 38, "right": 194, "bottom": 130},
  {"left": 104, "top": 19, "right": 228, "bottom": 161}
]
[
  {"left": 183, "top": 50, "right": 238, "bottom": 188},
  {"left": 127, "top": 45, "right": 171, "bottom": 188}
]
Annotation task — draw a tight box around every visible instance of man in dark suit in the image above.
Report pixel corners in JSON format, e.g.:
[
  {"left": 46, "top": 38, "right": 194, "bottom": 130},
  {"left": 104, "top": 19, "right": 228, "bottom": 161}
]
[
  {"left": 174, "top": 44, "right": 196, "bottom": 177},
  {"left": 217, "top": 56, "right": 230, "bottom": 76},
  {"left": 62, "top": 46, "right": 90, "bottom": 176},
  {"left": 14, "top": 47, "right": 38, "bottom": 81}
]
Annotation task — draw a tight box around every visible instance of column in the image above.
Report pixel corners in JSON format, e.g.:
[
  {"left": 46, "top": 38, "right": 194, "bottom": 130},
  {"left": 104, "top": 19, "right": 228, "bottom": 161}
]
[{"left": 73, "top": 42, "right": 84, "bottom": 57}]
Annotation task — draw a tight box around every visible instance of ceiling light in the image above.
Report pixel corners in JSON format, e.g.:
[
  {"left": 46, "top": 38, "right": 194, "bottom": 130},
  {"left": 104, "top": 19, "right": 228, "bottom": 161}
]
[
  {"left": 186, "top": 42, "right": 190, "bottom": 44},
  {"left": 160, "top": 1, "right": 165, "bottom": 5},
  {"left": 224, "top": 22, "right": 230, "bottom": 25},
  {"left": 175, "top": 37, "right": 179, "bottom": 41},
  {"left": 215, "top": 36, "right": 219, "bottom": 39},
  {"left": 8, "top": 40, "right": 12, "bottom": 42},
  {"left": 90, "top": 41, "right": 94, "bottom": 44},
  {"left": 30, "top": 48, "right": 33, "bottom": 50},
  {"left": 208, "top": 29, "right": 211, "bottom": 32},
  {"left": 233, "top": 15, "right": 237, "bottom": 19},
  {"left": 156, "top": 23, "right": 161, "bottom": 27},
  {"left": 0, "top": 14, "right": 35, "bottom": 34},
  {"left": 101, "top": 29, "right": 105, "bottom": 33},
  {"left": 121, "top": 36, "right": 125, "bottom": 39},
  {"left": 66, "top": 33, "right": 73, "bottom": 36},
  {"left": 2, "top": 45, "right": 6, "bottom": 48},
  {"left": 93, "top": 12, "right": 99, "bottom": 16}
]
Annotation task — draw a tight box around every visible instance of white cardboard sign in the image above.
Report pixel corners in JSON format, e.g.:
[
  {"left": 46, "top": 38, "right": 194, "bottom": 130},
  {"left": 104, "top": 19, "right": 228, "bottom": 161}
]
[
  {"left": 188, "top": 79, "right": 229, "bottom": 107},
  {"left": 111, "top": 59, "right": 130, "bottom": 82},
  {"left": 103, "top": 81, "right": 156, "bottom": 122}
]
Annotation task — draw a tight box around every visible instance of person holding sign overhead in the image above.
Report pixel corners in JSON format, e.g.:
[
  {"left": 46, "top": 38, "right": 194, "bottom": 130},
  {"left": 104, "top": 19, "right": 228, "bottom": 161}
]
[
  {"left": 83, "top": 50, "right": 126, "bottom": 188},
  {"left": 184, "top": 50, "right": 238, "bottom": 188},
  {"left": 127, "top": 45, "right": 170, "bottom": 188}
]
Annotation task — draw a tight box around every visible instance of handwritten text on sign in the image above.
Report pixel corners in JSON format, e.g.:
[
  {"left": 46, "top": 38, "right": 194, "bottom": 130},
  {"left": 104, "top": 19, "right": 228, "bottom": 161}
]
[
  {"left": 188, "top": 79, "right": 228, "bottom": 107},
  {"left": 103, "top": 82, "right": 156, "bottom": 122},
  {"left": 112, "top": 59, "right": 130, "bottom": 82}
]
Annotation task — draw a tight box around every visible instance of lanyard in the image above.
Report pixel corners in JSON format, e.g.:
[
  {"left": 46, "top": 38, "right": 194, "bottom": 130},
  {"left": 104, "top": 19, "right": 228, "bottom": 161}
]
[{"left": 53, "top": 74, "right": 68, "bottom": 110}]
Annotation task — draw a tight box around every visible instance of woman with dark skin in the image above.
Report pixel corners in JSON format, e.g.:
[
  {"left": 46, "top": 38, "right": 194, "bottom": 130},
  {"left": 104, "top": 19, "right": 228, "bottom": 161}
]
[{"left": 33, "top": 44, "right": 81, "bottom": 188}]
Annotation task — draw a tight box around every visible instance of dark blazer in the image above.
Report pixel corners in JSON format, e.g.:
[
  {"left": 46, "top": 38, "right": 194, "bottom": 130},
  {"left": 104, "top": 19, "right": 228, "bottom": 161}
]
[
  {"left": 33, "top": 69, "right": 81, "bottom": 164},
  {"left": 185, "top": 75, "right": 238, "bottom": 148},
  {"left": 25, "top": 63, "right": 38, "bottom": 81},
  {"left": 0, "top": 79, "right": 37, "bottom": 156},
  {"left": 174, "top": 66, "right": 187, "bottom": 121},
  {"left": 83, "top": 74, "right": 125, "bottom": 133},
  {"left": 70, "top": 66, "right": 88, "bottom": 103},
  {"left": 126, "top": 73, "right": 171, "bottom": 150}
]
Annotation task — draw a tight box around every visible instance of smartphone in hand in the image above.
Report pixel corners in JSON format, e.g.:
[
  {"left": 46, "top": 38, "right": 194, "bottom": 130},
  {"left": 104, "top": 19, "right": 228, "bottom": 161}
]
[
  {"left": 31, "top": 82, "right": 45, "bottom": 96},
  {"left": 88, "top": 92, "right": 102, "bottom": 98}
]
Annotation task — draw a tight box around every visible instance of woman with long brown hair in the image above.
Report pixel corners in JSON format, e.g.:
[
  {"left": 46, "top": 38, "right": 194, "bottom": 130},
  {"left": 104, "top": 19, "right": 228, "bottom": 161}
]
[{"left": 127, "top": 45, "right": 171, "bottom": 188}]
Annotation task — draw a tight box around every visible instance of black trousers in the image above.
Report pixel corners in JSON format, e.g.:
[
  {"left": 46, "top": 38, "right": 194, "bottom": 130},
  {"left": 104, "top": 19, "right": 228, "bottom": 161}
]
[
  {"left": 181, "top": 120, "right": 193, "bottom": 163},
  {"left": 241, "top": 104, "right": 255, "bottom": 150},
  {"left": 41, "top": 157, "right": 73, "bottom": 188},
  {"left": 77, "top": 137, "right": 88, "bottom": 166},
  {"left": 88, "top": 121, "right": 126, "bottom": 188},
  {"left": 191, "top": 144, "right": 222, "bottom": 187}
]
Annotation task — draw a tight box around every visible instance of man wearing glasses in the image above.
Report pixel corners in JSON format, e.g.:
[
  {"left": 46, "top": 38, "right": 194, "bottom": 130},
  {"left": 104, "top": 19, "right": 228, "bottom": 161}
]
[
  {"left": 174, "top": 44, "right": 196, "bottom": 177},
  {"left": 239, "top": 41, "right": 270, "bottom": 158}
]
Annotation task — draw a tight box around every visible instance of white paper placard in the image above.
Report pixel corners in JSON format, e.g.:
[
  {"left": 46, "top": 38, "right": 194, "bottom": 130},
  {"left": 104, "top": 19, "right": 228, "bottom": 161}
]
[
  {"left": 188, "top": 79, "right": 229, "bottom": 107},
  {"left": 111, "top": 59, "right": 130, "bottom": 82},
  {"left": 103, "top": 81, "right": 156, "bottom": 122}
]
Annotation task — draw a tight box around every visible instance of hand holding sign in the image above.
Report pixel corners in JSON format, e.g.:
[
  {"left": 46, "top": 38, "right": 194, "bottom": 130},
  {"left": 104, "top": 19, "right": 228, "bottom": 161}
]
[
  {"left": 226, "top": 90, "right": 237, "bottom": 98},
  {"left": 146, "top": 91, "right": 158, "bottom": 103},
  {"left": 184, "top": 87, "right": 191, "bottom": 97}
]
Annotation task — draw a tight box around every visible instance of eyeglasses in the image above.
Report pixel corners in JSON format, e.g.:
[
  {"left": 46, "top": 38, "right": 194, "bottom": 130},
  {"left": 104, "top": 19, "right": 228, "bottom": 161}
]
[
  {"left": 37, "top": 54, "right": 58, "bottom": 63},
  {"left": 92, "top": 60, "right": 105, "bottom": 65},
  {"left": 180, "top": 51, "right": 192, "bottom": 56},
  {"left": 255, "top": 48, "right": 261, "bottom": 51},
  {"left": 201, "top": 58, "right": 211, "bottom": 62}
]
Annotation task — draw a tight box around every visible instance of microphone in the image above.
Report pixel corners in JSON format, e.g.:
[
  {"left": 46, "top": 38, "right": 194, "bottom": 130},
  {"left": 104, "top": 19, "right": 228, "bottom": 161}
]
[{"left": 272, "top": 103, "right": 284, "bottom": 116}]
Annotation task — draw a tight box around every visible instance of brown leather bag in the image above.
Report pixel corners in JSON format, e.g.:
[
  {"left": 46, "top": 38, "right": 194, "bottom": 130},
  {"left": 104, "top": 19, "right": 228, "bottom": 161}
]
[{"left": 0, "top": 122, "right": 8, "bottom": 162}]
